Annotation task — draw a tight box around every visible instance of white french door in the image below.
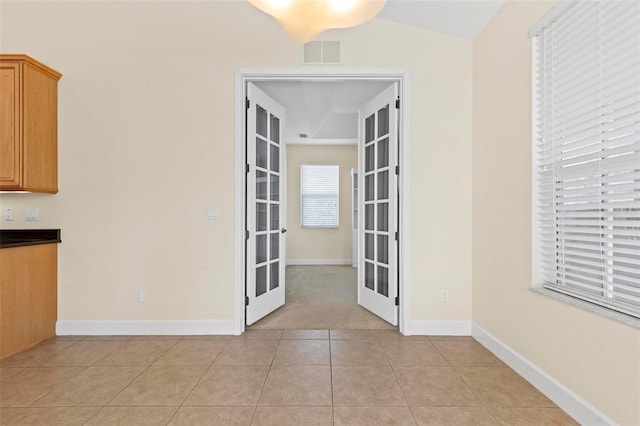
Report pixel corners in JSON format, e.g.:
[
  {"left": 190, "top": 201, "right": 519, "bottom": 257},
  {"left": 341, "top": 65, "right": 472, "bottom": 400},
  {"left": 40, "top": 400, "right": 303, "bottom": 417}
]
[
  {"left": 246, "top": 83, "right": 286, "bottom": 325},
  {"left": 358, "top": 83, "right": 399, "bottom": 326}
]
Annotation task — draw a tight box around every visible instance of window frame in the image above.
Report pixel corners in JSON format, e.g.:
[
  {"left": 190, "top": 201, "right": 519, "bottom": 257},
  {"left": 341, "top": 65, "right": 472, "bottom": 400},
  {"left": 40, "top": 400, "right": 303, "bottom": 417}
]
[
  {"left": 300, "top": 164, "right": 340, "bottom": 229},
  {"left": 529, "top": 1, "right": 640, "bottom": 328}
]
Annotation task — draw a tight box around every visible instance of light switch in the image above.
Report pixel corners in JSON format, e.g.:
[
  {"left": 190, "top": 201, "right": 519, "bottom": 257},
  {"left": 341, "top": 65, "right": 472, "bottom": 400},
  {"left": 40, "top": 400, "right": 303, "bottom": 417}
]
[
  {"left": 206, "top": 208, "right": 218, "bottom": 220},
  {"left": 3, "top": 207, "right": 13, "bottom": 221},
  {"left": 26, "top": 208, "right": 39, "bottom": 221}
]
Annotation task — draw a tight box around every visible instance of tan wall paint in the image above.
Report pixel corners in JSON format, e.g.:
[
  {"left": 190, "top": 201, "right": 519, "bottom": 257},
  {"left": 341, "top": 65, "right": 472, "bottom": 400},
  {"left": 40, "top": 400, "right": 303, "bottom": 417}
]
[
  {"left": 286, "top": 145, "right": 357, "bottom": 262},
  {"left": 0, "top": 2, "right": 472, "bottom": 322},
  {"left": 472, "top": 1, "right": 640, "bottom": 424}
]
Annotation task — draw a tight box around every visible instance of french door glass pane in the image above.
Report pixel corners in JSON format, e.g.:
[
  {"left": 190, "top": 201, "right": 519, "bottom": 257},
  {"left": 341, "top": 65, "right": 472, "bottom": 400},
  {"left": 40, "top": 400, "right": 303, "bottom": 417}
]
[
  {"left": 270, "top": 145, "right": 280, "bottom": 172},
  {"left": 257, "top": 138, "right": 268, "bottom": 169},
  {"left": 365, "top": 114, "right": 375, "bottom": 142},
  {"left": 270, "top": 233, "right": 279, "bottom": 260},
  {"left": 270, "top": 174, "right": 279, "bottom": 201},
  {"left": 365, "top": 233, "right": 374, "bottom": 260},
  {"left": 256, "top": 234, "right": 267, "bottom": 264},
  {"left": 256, "top": 203, "right": 267, "bottom": 232},
  {"left": 377, "top": 171, "right": 388, "bottom": 200},
  {"left": 378, "top": 138, "right": 389, "bottom": 168},
  {"left": 378, "top": 235, "right": 388, "bottom": 264},
  {"left": 365, "top": 175, "right": 375, "bottom": 201},
  {"left": 257, "top": 171, "right": 268, "bottom": 200},
  {"left": 377, "top": 203, "right": 388, "bottom": 231},
  {"left": 378, "top": 105, "right": 389, "bottom": 136},
  {"left": 270, "top": 204, "right": 279, "bottom": 230},
  {"left": 365, "top": 262, "right": 375, "bottom": 290},
  {"left": 365, "top": 204, "right": 374, "bottom": 231},
  {"left": 257, "top": 105, "right": 268, "bottom": 138},
  {"left": 377, "top": 266, "right": 389, "bottom": 297},
  {"left": 365, "top": 145, "right": 375, "bottom": 172},
  {"left": 256, "top": 265, "right": 267, "bottom": 296},
  {"left": 270, "top": 114, "right": 280, "bottom": 144},
  {"left": 270, "top": 262, "right": 279, "bottom": 289}
]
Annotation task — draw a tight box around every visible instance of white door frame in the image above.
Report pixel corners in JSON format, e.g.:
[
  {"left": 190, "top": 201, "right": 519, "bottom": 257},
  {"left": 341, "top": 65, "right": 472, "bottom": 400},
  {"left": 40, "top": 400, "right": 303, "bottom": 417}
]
[{"left": 234, "top": 68, "right": 412, "bottom": 335}]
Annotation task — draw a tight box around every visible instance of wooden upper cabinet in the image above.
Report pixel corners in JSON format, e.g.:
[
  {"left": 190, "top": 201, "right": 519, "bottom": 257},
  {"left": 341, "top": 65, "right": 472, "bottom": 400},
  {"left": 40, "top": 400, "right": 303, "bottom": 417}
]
[{"left": 0, "top": 55, "right": 62, "bottom": 193}]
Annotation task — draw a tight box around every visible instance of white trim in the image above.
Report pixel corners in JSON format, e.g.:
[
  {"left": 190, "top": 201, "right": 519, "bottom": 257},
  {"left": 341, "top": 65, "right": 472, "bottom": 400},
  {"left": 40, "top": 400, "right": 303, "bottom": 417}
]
[
  {"left": 286, "top": 258, "right": 351, "bottom": 266},
  {"left": 234, "top": 73, "right": 246, "bottom": 336},
  {"left": 405, "top": 320, "right": 471, "bottom": 336},
  {"left": 399, "top": 72, "right": 411, "bottom": 335},
  {"left": 528, "top": 1, "right": 578, "bottom": 38},
  {"left": 56, "top": 320, "right": 234, "bottom": 336},
  {"left": 236, "top": 67, "right": 409, "bottom": 81},
  {"left": 235, "top": 68, "right": 411, "bottom": 336},
  {"left": 532, "top": 288, "right": 640, "bottom": 329},
  {"left": 287, "top": 138, "right": 357, "bottom": 145},
  {"left": 472, "top": 323, "right": 616, "bottom": 426},
  {"left": 530, "top": 35, "right": 541, "bottom": 293}
]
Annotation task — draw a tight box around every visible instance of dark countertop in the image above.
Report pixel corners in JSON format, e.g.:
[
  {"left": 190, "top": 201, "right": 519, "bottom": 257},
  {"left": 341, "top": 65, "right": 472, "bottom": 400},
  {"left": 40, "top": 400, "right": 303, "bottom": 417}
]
[{"left": 0, "top": 229, "right": 61, "bottom": 249}]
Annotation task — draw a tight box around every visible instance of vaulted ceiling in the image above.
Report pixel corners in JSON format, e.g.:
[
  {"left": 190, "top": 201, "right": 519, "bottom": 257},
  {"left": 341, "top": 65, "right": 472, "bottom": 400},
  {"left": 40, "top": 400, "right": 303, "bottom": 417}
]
[
  {"left": 255, "top": 0, "right": 505, "bottom": 145},
  {"left": 379, "top": 0, "right": 504, "bottom": 41}
]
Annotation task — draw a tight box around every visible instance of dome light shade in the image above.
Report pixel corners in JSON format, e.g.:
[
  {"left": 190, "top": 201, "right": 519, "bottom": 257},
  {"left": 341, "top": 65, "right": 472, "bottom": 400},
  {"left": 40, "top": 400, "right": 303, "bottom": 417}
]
[{"left": 248, "top": 0, "right": 387, "bottom": 43}]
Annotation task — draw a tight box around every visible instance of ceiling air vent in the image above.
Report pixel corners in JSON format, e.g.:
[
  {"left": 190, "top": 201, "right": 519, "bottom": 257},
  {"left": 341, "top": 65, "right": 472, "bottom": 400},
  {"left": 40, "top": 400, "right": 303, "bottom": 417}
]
[{"left": 303, "top": 41, "right": 341, "bottom": 64}]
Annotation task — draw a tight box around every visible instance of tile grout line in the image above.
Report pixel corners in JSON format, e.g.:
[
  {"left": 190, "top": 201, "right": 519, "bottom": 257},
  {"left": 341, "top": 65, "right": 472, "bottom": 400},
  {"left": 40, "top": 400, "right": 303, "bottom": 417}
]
[
  {"left": 0, "top": 336, "right": 85, "bottom": 369},
  {"left": 163, "top": 336, "right": 233, "bottom": 425},
  {"left": 25, "top": 337, "right": 108, "bottom": 412},
  {"left": 329, "top": 330, "right": 335, "bottom": 426},
  {"left": 247, "top": 333, "right": 280, "bottom": 425},
  {"left": 11, "top": 337, "right": 160, "bottom": 425},
  {"left": 378, "top": 332, "right": 419, "bottom": 426},
  {"left": 429, "top": 337, "right": 503, "bottom": 425},
  {"left": 79, "top": 337, "right": 184, "bottom": 426},
  {"left": 5, "top": 331, "right": 569, "bottom": 425}
]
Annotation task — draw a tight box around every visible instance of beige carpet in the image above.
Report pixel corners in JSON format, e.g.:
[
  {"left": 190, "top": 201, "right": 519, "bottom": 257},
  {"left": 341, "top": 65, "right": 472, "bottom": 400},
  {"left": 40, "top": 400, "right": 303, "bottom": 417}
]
[{"left": 249, "top": 265, "right": 396, "bottom": 330}]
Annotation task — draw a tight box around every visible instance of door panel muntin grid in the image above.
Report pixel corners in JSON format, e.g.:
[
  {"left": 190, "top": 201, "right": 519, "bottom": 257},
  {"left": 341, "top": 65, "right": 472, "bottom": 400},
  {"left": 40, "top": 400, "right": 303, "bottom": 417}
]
[
  {"left": 255, "top": 107, "right": 282, "bottom": 297},
  {"left": 363, "top": 104, "right": 392, "bottom": 298}
]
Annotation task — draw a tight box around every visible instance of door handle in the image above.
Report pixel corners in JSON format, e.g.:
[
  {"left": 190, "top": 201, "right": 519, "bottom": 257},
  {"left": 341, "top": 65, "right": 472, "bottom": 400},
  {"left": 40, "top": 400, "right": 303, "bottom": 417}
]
[{"left": 281, "top": 228, "right": 287, "bottom": 234}]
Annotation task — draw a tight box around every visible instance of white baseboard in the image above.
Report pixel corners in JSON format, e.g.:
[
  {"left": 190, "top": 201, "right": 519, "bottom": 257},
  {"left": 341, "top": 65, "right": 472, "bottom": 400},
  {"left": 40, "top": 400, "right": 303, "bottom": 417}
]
[
  {"left": 286, "top": 259, "right": 352, "bottom": 266},
  {"left": 406, "top": 320, "right": 472, "bottom": 335},
  {"left": 472, "top": 323, "right": 615, "bottom": 426},
  {"left": 56, "top": 320, "right": 234, "bottom": 336}
]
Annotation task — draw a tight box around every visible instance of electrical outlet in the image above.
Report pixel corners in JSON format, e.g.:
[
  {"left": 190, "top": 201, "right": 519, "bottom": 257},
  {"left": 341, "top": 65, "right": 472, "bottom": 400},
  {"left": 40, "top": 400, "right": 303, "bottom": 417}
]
[
  {"left": 135, "top": 289, "right": 143, "bottom": 303},
  {"left": 440, "top": 290, "right": 449, "bottom": 303},
  {"left": 3, "top": 207, "right": 13, "bottom": 221}
]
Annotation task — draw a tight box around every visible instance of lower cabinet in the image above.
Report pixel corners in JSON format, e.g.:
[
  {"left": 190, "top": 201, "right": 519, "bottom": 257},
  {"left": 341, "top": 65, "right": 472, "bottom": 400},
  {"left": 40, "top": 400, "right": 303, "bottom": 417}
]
[{"left": 0, "top": 244, "right": 57, "bottom": 359}]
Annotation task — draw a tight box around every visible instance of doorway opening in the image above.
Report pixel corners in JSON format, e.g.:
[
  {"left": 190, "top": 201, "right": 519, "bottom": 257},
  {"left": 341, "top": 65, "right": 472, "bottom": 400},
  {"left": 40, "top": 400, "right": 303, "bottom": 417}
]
[{"left": 234, "top": 69, "right": 411, "bottom": 335}]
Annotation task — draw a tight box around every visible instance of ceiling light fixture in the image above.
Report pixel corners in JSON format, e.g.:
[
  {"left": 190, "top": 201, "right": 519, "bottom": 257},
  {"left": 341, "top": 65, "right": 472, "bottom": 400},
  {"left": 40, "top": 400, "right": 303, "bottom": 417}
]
[{"left": 248, "top": 0, "right": 387, "bottom": 43}]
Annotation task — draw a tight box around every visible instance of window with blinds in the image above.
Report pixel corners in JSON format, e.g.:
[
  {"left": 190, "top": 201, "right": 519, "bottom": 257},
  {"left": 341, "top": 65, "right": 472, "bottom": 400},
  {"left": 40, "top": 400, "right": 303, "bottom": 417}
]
[
  {"left": 300, "top": 164, "right": 339, "bottom": 228},
  {"left": 531, "top": 1, "right": 640, "bottom": 319}
]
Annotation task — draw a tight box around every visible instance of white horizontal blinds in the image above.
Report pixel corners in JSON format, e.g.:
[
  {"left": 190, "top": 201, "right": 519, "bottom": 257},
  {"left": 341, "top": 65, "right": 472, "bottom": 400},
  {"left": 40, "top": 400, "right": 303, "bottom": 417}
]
[
  {"left": 534, "top": 0, "right": 640, "bottom": 318},
  {"left": 300, "top": 165, "right": 339, "bottom": 228}
]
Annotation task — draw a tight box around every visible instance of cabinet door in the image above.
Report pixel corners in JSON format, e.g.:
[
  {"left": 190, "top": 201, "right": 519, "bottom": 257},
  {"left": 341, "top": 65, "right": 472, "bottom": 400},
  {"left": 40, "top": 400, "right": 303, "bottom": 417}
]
[
  {"left": 0, "top": 244, "right": 57, "bottom": 360},
  {"left": 22, "top": 63, "right": 58, "bottom": 193},
  {"left": 0, "top": 62, "right": 21, "bottom": 188}
]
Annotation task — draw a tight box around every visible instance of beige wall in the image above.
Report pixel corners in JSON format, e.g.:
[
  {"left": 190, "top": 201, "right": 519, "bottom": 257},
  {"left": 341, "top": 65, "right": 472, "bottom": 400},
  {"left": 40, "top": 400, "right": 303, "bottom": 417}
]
[
  {"left": 0, "top": 2, "right": 472, "bottom": 323},
  {"left": 285, "top": 145, "right": 357, "bottom": 263},
  {"left": 472, "top": 1, "right": 640, "bottom": 424}
]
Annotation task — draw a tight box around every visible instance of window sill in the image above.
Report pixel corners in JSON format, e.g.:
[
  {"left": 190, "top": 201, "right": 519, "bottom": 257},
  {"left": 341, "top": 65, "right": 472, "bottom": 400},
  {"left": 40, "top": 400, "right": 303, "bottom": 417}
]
[{"left": 531, "top": 287, "right": 640, "bottom": 329}]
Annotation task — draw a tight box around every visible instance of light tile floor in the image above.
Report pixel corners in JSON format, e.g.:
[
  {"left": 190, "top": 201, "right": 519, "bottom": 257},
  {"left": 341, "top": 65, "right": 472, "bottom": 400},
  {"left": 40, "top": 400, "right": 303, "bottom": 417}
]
[
  {"left": 0, "top": 330, "right": 578, "bottom": 425},
  {"left": 249, "top": 266, "right": 395, "bottom": 330}
]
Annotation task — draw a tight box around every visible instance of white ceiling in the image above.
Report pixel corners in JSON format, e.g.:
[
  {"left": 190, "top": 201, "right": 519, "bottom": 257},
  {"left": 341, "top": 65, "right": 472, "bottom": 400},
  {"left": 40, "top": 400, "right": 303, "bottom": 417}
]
[
  {"left": 257, "top": 81, "right": 391, "bottom": 145},
  {"left": 378, "top": 0, "right": 504, "bottom": 41}
]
